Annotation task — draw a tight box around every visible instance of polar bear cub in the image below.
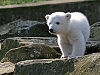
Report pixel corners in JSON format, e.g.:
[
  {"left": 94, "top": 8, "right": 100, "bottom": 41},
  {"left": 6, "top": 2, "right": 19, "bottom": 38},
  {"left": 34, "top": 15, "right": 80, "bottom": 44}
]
[{"left": 45, "top": 12, "right": 90, "bottom": 58}]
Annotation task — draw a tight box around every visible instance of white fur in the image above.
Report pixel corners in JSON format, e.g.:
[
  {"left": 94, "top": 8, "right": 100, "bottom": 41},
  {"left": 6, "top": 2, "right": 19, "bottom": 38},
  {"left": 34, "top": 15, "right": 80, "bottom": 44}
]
[{"left": 45, "top": 12, "right": 90, "bottom": 58}]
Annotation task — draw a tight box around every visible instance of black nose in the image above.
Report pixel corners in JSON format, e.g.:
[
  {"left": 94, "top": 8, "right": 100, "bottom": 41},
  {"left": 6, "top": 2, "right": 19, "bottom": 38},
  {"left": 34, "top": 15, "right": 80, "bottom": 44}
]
[{"left": 49, "top": 29, "right": 53, "bottom": 33}]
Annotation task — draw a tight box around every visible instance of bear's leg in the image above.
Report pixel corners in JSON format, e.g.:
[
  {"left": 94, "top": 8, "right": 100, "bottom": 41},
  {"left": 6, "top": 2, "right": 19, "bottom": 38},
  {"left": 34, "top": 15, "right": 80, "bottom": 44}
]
[
  {"left": 58, "top": 39, "right": 72, "bottom": 58},
  {"left": 69, "top": 33, "right": 86, "bottom": 57},
  {"left": 60, "top": 44, "right": 72, "bottom": 58}
]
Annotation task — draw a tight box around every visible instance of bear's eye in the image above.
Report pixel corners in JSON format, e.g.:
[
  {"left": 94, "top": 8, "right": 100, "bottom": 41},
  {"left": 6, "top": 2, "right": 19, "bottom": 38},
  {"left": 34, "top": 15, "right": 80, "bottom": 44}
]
[{"left": 56, "top": 22, "right": 60, "bottom": 25}]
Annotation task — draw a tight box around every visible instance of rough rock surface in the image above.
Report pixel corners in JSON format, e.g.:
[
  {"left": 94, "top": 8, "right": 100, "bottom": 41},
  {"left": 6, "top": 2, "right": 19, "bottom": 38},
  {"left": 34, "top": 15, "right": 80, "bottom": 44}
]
[
  {"left": 0, "top": 37, "right": 25, "bottom": 60},
  {"left": 0, "top": 20, "right": 52, "bottom": 41},
  {"left": 0, "top": 37, "right": 58, "bottom": 61},
  {"left": 14, "top": 53, "right": 100, "bottom": 75},
  {"left": 1, "top": 44, "right": 60, "bottom": 63},
  {"left": 0, "top": 62, "right": 15, "bottom": 75},
  {"left": 86, "top": 40, "right": 100, "bottom": 54},
  {"left": 90, "top": 22, "right": 100, "bottom": 41},
  {"left": 0, "top": 37, "right": 100, "bottom": 62}
]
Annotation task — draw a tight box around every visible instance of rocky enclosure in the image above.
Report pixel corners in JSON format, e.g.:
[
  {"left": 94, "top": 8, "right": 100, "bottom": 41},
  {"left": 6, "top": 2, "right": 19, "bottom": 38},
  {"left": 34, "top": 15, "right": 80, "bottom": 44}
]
[
  {"left": 0, "top": 1, "right": 100, "bottom": 75},
  {"left": 14, "top": 53, "right": 100, "bottom": 75},
  {"left": 0, "top": 19, "right": 100, "bottom": 75},
  {"left": 0, "top": 36, "right": 100, "bottom": 75}
]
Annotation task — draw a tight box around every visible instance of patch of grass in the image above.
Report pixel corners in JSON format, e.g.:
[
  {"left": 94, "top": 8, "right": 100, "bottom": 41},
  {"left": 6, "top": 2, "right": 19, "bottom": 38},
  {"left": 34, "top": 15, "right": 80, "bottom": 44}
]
[{"left": 0, "top": 0, "right": 51, "bottom": 5}]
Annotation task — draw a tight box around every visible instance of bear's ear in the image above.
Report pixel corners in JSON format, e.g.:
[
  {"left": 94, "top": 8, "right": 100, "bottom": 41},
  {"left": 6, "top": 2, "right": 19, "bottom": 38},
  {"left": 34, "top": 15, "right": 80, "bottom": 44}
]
[
  {"left": 66, "top": 13, "right": 71, "bottom": 20},
  {"left": 45, "top": 15, "right": 50, "bottom": 20}
]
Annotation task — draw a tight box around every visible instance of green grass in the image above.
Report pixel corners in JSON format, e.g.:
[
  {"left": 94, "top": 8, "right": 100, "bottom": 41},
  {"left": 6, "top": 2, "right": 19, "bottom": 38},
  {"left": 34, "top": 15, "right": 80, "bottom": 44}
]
[{"left": 0, "top": 0, "right": 50, "bottom": 5}]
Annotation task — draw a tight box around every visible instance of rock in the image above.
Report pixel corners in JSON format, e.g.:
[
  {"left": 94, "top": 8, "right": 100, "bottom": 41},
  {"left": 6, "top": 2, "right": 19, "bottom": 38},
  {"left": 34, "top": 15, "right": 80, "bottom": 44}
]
[
  {"left": 1, "top": 44, "right": 61, "bottom": 63},
  {"left": 28, "top": 23, "right": 51, "bottom": 37},
  {"left": 0, "top": 19, "right": 52, "bottom": 41},
  {"left": 86, "top": 40, "right": 100, "bottom": 54},
  {"left": 0, "top": 38, "right": 25, "bottom": 60},
  {"left": 0, "top": 37, "right": 100, "bottom": 62},
  {"left": 0, "top": 37, "right": 58, "bottom": 61},
  {"left": 0, "top": 62, "right": 15, "bottom": 75},
  {"left": 14, "top": 53, "right": 100, "bottom": 75},
  {"left": 90, "top": 22, "right": 100, "bottom": 41}
]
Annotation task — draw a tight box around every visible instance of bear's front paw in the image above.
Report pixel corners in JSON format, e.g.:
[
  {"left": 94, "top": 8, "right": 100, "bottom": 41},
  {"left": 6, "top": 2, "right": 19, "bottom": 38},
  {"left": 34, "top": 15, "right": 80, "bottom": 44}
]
[
  {"left": 68, "top": 55, "right": 80, "bottom": 59},
  {"left": 68, "top": 55, "right": 75, "bottom": 58},
  {"left": 60, "top": 55, "right": 68, "bottom": 59}
]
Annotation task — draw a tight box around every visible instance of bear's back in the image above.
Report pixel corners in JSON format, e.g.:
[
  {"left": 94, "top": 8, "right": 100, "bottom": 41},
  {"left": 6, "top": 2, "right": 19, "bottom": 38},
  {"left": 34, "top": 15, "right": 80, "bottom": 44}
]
[
  {"left": 71, "top": 12, "right": 87, "bottom": 21},
  {"left": 70, "top": 12, "right": 90, "bottom": 41}
]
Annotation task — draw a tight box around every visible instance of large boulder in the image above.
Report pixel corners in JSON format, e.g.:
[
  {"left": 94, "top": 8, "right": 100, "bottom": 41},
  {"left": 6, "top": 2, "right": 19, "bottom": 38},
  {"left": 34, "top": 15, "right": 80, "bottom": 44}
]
[
  {"left": 0, "top": 19, "right": 52, "bottom": 41},
  {"left": 0, "top": 38, "right": 25, "bottom": 60},
  {"left": 1, "top": 44, "right": 60, "bottom": 63},
  {"left": 14, "top": 53, "right": 100, "bottom": 75},
  {"left": 0, "top": 37, "right": 58, "bottom": 61},
  {"left": 0, "top": 37, "right": 100, "bottom": 63}
]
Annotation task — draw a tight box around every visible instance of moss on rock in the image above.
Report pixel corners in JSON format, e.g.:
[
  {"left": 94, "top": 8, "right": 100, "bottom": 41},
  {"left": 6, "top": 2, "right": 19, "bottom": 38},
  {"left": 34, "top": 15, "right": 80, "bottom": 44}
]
[
  {"left": 0, "top": 38, "right": 22, "bottom": 60},
  {"left": 1, "top": 44, "right": 60, "bottom": 63},
  {"left": 90, "top": 22, "right": 100, "bottom": 41}
]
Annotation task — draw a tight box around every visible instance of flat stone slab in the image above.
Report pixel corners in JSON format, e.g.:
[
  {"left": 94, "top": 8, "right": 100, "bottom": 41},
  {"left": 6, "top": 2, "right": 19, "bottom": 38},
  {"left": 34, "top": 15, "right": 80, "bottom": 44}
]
[
  {"left": 2, "top": 37, "right": 99, "bottom": 47},
  {"left": 14, "top": 53, "right": 100, "bottom": 75},
  {"left": 0, "top": 0, "right": 85, "bottom": 9},
  {"left": 13, "top": 37, "right": 58, "bottom": 47}
]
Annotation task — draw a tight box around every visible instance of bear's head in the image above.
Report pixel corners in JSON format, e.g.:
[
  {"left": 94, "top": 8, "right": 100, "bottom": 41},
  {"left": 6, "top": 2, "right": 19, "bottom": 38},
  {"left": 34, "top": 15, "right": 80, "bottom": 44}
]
[{"left": 45, "top": 12, "right": 71, "bottom": 35}]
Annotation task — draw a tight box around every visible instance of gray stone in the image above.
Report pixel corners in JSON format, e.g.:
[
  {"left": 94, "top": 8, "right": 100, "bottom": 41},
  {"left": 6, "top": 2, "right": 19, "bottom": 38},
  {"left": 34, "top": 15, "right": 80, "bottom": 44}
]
[
  {"left": 0, "top": 62, "right": 15, "bottom": 75},
  {"left": 0, "top": 37, "right": 100, "bottom": 62},
  {"left": 0, "top": 37, "right": 58, "bottom": 61},
  {"left": 14, "top": 53, "right": 100, "bottom": 75},
  {"left": 0, "top": 37, "right": 25, "bottom": 60},
  {"left": 0, "top": 20, "right": 52, "bottom": 41},
  {"left": 90, "top": 22, "right": 100, "bottom": 41},
  {"left": 86, "top": 40, "right": 100, "bottom": 54},
  {"left": 1, "top": 43, "right": 60, "bottom": 63}
]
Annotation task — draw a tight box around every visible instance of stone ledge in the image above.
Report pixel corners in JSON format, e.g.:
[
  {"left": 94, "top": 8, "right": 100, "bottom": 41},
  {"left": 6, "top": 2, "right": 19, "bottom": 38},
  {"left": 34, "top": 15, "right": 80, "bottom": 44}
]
[
  {"left": 14, "top": 53, "right": 100, "bottom": 75},
  {"left": 0, "top": 0, "right": 85, "bottom": 9}
]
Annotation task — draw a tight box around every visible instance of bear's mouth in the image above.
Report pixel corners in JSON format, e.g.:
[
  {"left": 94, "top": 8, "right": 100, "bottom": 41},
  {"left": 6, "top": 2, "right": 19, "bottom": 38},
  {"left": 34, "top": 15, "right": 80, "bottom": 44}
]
[{"left": 49, "top": 31, "right": 57, "bottom": 35}]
